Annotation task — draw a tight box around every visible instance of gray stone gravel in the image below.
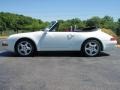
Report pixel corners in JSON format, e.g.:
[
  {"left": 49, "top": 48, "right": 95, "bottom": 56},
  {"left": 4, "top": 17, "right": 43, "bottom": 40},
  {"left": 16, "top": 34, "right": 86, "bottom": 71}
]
[{"left": 0, "top": 39, "right": 120, "bottom": 90}]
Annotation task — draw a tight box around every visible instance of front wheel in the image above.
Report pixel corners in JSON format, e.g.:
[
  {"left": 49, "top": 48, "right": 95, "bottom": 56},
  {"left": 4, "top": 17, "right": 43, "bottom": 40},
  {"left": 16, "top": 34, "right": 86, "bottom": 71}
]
[
  {"left": 15, "top": 39, "right": 35, "bottom": 56},
  {"left": 82, "top": 40, "right": 101, "bottom": 57}
]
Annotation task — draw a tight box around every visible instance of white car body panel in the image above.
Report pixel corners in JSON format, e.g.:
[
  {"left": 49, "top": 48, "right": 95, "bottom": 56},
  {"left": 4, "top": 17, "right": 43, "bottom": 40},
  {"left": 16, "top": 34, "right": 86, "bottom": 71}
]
[
  {"left": 7, "top": 29, "right": 117, "bottom": 52},
  {"left": 7, "top": 21, "right": 117, "bottom": 56}
]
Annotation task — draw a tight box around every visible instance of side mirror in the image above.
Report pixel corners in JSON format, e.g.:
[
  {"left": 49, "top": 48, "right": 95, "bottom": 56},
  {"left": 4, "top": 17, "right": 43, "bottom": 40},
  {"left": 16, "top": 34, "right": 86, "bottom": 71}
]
[{"left": 44, "top": 28, "right": 49, "bottom": 33}]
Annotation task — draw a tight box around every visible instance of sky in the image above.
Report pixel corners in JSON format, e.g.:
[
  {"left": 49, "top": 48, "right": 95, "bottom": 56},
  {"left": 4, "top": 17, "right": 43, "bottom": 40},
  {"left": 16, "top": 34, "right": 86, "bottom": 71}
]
[{"left": 0, "top": 0, "right": 120, "bottom": 21}]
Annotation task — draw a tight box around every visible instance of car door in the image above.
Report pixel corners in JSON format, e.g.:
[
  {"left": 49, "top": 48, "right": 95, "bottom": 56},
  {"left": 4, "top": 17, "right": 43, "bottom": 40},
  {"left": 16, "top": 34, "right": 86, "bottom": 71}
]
[{"left": 38, "top": 31, "right": 76, "bottom": 51}]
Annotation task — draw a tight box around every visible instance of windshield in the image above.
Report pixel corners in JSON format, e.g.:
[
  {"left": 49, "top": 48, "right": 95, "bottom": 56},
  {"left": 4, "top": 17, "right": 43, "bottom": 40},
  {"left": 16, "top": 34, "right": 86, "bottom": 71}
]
[{"left": 47, "top": 21, "right": 57, "bottom": 30}]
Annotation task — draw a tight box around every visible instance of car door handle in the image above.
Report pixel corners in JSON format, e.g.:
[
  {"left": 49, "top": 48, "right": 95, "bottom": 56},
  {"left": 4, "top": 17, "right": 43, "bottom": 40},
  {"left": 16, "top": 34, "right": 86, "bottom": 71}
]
[{"left": 67, "top": 34, "right": 74, "bottom": 39}]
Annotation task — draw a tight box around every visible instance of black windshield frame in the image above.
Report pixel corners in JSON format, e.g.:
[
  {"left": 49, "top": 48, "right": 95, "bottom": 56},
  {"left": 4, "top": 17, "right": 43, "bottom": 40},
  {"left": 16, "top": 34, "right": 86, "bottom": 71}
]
[{"left": 49, "top": 22, "right": 59, "bottom": 31}]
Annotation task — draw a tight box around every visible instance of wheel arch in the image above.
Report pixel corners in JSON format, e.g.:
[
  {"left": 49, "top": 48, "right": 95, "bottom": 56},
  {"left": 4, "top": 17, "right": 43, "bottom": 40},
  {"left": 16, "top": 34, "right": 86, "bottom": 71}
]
[
  {"left": 81, "top": 38, "right": 104, "bottom": 51},
  {"left": 14, "top": 37, "right": 37, "bottom": 52}
]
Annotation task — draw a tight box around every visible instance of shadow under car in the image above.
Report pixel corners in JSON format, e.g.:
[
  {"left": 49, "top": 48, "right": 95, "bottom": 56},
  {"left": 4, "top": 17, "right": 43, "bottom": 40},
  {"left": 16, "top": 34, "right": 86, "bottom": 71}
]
[{"left": 0, "top": 51, "right": 109, "bottom": 57}]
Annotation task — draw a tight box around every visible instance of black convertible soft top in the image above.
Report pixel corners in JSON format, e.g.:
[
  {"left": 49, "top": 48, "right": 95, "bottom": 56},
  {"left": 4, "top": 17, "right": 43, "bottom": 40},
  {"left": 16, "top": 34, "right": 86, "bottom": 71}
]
[
  {"left": 74, "top": 26, "right": 99, "bottom": 32},
  {"left": 82, "top": 26, "right": 97, "bottom": 30}
]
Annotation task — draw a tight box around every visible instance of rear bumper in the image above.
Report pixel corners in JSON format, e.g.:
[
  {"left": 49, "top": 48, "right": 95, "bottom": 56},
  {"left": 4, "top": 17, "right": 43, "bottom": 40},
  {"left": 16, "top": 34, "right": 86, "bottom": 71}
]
[
  {"left": 2, "top": 40, "right": 8, "bottom": 46},
  {"left": 103, "top": 41, "right": 117, "bottom": 51}
]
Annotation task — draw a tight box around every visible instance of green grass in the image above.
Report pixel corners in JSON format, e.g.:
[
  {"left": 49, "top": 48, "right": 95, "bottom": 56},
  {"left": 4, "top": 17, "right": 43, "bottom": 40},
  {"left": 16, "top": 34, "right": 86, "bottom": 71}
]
[
  {"left": 0, "top": 36, "right": 8, "bottom": 39},
  {"left": 102, "top": 28, "right": 117, "bottom": 37}
]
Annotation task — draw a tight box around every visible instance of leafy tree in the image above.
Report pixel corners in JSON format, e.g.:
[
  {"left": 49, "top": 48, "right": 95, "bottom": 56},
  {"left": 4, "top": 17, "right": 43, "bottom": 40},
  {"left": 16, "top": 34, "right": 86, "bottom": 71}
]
[
  {"left": 31, "top": 20, "right": 40, "bottom": 31},
  {"left": 101, "top": 16, "right": 115, "bottom": 29},
  {"left": 86, "top": 16, "right": 101, "bottom": 27},
  {"left": 0, "top": 12, "right": 46, "bottom": 34},
  {"left": 58, "top": 21, "right": 71, "bottom": 31},
  {"left": 116, "top": 18, "right": 120, "bottom": 36},
  {"left": 0, "top": 12, "right": 119, "bottom": 37}
]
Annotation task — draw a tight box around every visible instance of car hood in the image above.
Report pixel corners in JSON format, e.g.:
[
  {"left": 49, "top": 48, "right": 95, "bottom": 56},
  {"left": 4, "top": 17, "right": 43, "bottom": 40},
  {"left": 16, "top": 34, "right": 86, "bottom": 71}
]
[{"left": 8, "top": 31, "right": 43, "bottom": 38}]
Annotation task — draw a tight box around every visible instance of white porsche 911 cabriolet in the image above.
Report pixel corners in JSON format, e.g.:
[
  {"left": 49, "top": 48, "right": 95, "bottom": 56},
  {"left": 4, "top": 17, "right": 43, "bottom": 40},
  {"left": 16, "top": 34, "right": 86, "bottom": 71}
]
[{"left": 6, "top": 21, "right": 117, "bottom": 57}]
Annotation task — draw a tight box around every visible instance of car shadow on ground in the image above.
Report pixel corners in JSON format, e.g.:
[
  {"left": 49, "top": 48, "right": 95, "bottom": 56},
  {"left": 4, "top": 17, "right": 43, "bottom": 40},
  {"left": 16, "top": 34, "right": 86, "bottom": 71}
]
[{"left": 0, "top": 51, "right": 109, "bottom": 57}]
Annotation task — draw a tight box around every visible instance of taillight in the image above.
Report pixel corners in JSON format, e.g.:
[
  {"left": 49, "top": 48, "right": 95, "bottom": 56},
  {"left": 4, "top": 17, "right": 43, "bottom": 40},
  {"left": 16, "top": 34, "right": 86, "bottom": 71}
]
[{"left": 110, "top": 37, "right": 116, "bottom": 41}]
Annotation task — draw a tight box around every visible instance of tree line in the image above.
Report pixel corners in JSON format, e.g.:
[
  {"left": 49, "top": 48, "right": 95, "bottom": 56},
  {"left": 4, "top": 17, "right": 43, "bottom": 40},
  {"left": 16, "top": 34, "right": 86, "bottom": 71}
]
[
  {"left": 0, "top": 12, "right": 48, "bottom": 35},
  {"left": 0, "top": 12, "right": 120, "bottom": 36}
]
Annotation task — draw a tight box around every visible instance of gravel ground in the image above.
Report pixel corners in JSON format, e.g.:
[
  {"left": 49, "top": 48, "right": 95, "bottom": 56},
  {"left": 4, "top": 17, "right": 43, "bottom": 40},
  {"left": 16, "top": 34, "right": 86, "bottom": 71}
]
[{"left": 0, "top": 39, "right": 120, "bottom": 90}]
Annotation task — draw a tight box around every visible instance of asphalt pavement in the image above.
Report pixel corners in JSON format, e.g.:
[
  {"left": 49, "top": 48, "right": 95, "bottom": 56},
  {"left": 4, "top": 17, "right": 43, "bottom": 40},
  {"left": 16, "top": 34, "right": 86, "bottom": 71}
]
[{"left": 0, "top": 39, "right": 120, "bottom": 90}]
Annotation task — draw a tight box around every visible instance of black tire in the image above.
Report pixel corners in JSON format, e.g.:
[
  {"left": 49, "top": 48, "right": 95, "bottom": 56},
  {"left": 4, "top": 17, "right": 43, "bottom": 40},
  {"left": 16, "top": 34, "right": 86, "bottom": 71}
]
[
  {"left": 81, "top": 39, "right": 101, "bottom": 57},
  {"left": 15, "top": 39, "right": 36, "bottom": 57}
]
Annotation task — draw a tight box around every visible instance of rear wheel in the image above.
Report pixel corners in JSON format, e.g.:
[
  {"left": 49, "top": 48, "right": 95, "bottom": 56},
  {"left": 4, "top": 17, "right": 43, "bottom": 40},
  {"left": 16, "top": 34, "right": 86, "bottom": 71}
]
[
  {"left": 82, "top": 39, "right": 101, "bottom": 57},
  {"left": 15, "top": 39, "right": 35, "bottom": 56}
]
